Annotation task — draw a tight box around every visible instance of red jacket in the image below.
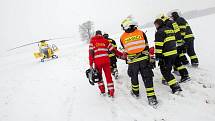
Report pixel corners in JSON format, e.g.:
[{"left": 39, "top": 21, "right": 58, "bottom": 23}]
[{"left": 89, "top": 35, "right": 123, "bottom": 66}]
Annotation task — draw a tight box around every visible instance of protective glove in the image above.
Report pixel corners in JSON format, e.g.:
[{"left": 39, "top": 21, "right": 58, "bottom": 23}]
[
  {"left": 149, "top": 57, "right": 156, "bottom": 69},
  {"left": 183, "top": 42, "right": 189, "bottom": 50},
  {"left": 158, "top": 58, "right": 165, "bottom": 66},
  {"left": 119, "top": 52, "right": 127, "bottom": 60}
]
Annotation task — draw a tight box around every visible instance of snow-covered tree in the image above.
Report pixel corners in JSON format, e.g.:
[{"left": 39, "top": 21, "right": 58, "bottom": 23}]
[{"left": 79, "top": 21, "right": 94, "bottom": 43}]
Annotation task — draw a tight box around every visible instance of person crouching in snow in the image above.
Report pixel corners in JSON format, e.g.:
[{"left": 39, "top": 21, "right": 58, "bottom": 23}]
[{"left": 89, "top": 30, "right": 126, "bottom": 97}]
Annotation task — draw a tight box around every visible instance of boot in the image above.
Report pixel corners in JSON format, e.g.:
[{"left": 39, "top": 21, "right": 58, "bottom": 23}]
[
  {"left": 171, "top": 83, "right": 182, "bottom": 94},
  {"left": 108, "top": 90, "right": 114, "bottom": 98},
  {"left": 180, "top": 76, "right": 191, "bottom": 83},
  {"left": 148, "top": 96, "right": 158, "bottom": 106},
  {"left": 100, "top": 92, "right": 106, "bottom": 96},
  {"left": 162, "top": 78, "right": 168, "bottom": 86},
  {"left": 112, "top": 68, "right": 119, "bottom": 79},
  {"left": 130, "top": 90, "right": 139, "bottom": 99},
  {"left": 191, "top": 62, "right": 199, "bottom": 67}
]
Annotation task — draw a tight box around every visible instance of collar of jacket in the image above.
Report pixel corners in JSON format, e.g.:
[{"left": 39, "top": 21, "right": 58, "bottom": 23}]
[
  {"left": 157, "top": 24, "right": 165, "bottom": 30},
  {"left": 92, "top": 35, "right": 104, "bottom": 39},
  {"left": 125, "top": 27, "right": 137, "bottom": 33}
]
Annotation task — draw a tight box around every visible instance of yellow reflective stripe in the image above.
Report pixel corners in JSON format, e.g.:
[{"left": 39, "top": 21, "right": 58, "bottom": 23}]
[
  {"left": 177, "top": 65, "right": 185, "bottom": 71},
  {"left": 165, "top": 30, "right": 174, "bottom": 34},
  {"left": 132, "top": 84, "right": 139, "bottom": 91},
  {"left": 127, "top": 54, "right": 136, "bottom": 57},
  {"left": 181, "top": 32, "right": 186, "bottom": 36},
  {"left": 155, "top": 49, "right": 162, "bottom": 54},
  {"left": 163, "top": 50, "right": 177, "bottom": 56},
  {"left": 179, "top": 53, "right": 185, "bottom": 57},
  {"left": 179, "top": 25, "right": 186, "bottom": 29},
  {"left": 184, "top": 34, "right": 194, "bottom": 39},
  {"left": 155, "top": 42, "right": 164, "bottom": 46},
  {"left": 108, "top": 53, "right": 115, "bottom": 57},
  {"left": 147, "top": 92, "right": 155, "bottom": 97},
  {"left": 168, "top": 79, "right": 177, "bottom": 86},
  {"left": 132, "top": 88, "right": 139, "bottom": 91},
  {"left": 113, "top": 45, "right": 117, "bottom": 48},
  {"left": 177, "top": 39, "right": 184, "bottom": 43},
  {"left": 132, "top": 85, "right": 139, "bottom": 88},
  {"left": 164, "top": 36, "right": 176, "bottom": 43},
  {"left": 146, "top": 88, "right": 154, "bottom": 92},
  {"left": 173, "top": 23, "right": 180, "bottom": 33},
  {"left": 190, "top": 55, "right": 197, "bottom": 59},
  {"left": 128, "top": 56, "right": 148, "bottom": 64}
]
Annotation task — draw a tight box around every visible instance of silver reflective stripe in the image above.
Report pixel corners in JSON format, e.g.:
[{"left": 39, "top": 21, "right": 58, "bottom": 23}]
[
  {"left": 98, "top": 83, "right": 104, "bottom": 86},
  {"left": 107, "top": 83, "right": 114, "bottom": 86},
  {"left": 94, "top": 54, "right": 109, "bottom": 58},
  {"left": 124, "top": 40, "right": 145, "bottom": 48},
  {"left": 94, "top": 48, "right": 108, "bottom": 53},
  {"left": 108, "top": 43, "right": 112, "bottom": 48},
  {"left": 108, "top": 87, "right": 114, "bottom": 90},
  {"left": 127, "top": 45, "right": 146, "bottom": 51},
  {"left": 109, "top": 46, "right": 114, "bottom": 51}
]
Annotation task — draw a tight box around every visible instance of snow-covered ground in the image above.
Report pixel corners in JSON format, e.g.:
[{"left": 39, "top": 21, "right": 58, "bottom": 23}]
[{"left": 0, "top": 12, "right": 215, "bottom": 121}]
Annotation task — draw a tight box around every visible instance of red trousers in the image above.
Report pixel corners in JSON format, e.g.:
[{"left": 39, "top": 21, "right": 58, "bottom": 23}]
[{"left": 95, "top": 62, "right": 114, "bottom": 96}]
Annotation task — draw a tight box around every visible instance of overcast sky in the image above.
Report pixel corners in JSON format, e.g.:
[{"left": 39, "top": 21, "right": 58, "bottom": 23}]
[{"left": 0, "top": 0, "right": 214, "bottom": 51}]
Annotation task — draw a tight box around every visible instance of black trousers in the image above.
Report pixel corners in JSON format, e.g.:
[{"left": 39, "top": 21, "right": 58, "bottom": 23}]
[
  {"left": 178, "top": 38, "right": 199, "bottom": 64},
  {"left": 185, "top": 38, "right": 199, "bottom": 64},
  {"left": 159, "top": 55, "right": 177, "bottom": 88},
  {"left": 174, "top": 54, "right": 189, "bottom": 77},
  {"left": 109, "top": 56, "right": 117, "bottom": 73},
  {"left": 127, "top": 60, "right": 155, "bottom": 98}
]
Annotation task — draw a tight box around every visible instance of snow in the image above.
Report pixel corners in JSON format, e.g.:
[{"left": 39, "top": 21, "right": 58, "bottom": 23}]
[{"left": 1, "top": 1, "right": 215, "bottom": 121}]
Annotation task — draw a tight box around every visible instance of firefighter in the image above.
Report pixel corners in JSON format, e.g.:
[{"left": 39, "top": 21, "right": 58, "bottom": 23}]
[
  {"left": 170, "top": 11, "right": 199, "bottom": 67},
  {"left": 154, "top": 19, "right": 182, "bottom": 94},
  {"left": 159, "top": 15, "right": 191, "bottom": 83},
  {"left": 103, "top": 33, "right": 119, "bottom": 79},
  {"left": 120, "top": 17, "right": 158, "bottom": 106},
  {"left": 89, "top": 30, "right": 125, "bottom": 97}
]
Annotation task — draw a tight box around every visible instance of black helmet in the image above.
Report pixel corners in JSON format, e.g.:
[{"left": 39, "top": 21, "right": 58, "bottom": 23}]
[
  {"left": 103, "top": 33, "right": 109, "bottom": 39},
  {"left": 171, "top": 12, "right": 180, "bottom": 20},
  {"left": 40, "top": 40, "right": 47, "bottom": 43},
  {"left": 95, "top": 30, "right": 102, "bottom": 35},
  {"left": 154, "top": 19, "right": 165, "bottom": 29},
  {"left": 86, "top": 68, "right": 102, "bottom": 85}
]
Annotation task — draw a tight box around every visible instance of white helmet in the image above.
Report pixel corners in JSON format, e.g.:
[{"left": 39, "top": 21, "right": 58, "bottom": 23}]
[{"left": 121, "top": 16, "right": 138, "bottom": 30}]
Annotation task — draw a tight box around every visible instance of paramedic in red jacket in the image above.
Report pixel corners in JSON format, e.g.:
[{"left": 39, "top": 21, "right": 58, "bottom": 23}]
[{"left": 89, "top": 30, "right": 125, "bottom": 97}]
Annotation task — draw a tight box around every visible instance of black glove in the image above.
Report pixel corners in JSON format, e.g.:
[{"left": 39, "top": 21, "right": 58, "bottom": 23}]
[
  {"left": 149, "top": 57, "right": 156, "bottom": 69},
  {"left": 182, "top": 42, "right": 189, "bottom": 52},
  {"left": 158, "top": 58, "right": 165, "bottom": 66},
  {"left": 177, "top": 46, "right": 183, "bottom": 53},
  {"left": 89, "top": 80, "right": 95, "bottom": 86}
]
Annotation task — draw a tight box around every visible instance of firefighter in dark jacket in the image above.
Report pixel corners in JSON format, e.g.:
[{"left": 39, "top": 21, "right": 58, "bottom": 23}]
[
  {"left": 171, "top": 11, "right": 199, "bottom": 67},
  {"left": 154, "top": 19, "right": 182, "bottom": 94},
  {"left": 120, "top": 17, "right": 158, "bottom": 106},
  {"left": 159, "top": 15, "right": 191, "bottom": 83},
  {"left": 103, "top": 33, "right": 119, "bottom": 79}
]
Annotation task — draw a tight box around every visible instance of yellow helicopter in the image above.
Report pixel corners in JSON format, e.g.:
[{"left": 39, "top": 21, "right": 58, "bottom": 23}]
[{"left": 34, "top": 40, "right": 59, "bottom": 62}]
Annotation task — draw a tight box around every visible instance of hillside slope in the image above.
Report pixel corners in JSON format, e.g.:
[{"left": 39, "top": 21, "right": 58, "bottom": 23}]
[{"left": 0, "top": 14, "right": 215, "bottom": 121}]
